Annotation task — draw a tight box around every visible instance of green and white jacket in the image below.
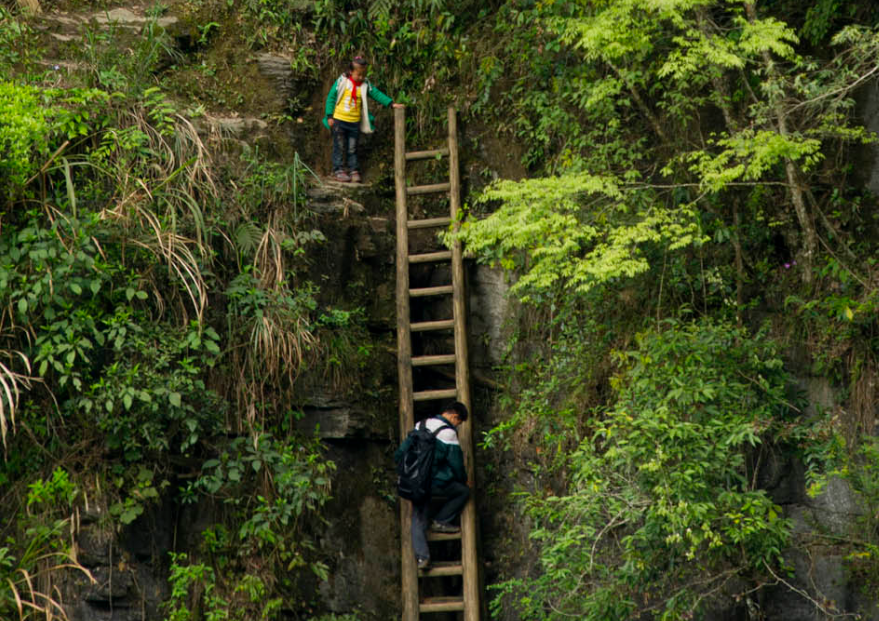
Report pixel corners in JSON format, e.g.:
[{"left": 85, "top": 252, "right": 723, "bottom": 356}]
[
  {"left": 394, "top": 415, "right": 466, "bottom": 489},
  {"left": 323, "top": 73, "right": 394, "bottom": 134}
]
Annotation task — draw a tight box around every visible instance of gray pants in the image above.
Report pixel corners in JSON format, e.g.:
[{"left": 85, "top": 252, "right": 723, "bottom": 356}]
[
  {"left": 411, "top": 481, "right": 471, "bottom": 561},
  {"left": 412, "top": 500, "right": 432, "bottom": 561}
]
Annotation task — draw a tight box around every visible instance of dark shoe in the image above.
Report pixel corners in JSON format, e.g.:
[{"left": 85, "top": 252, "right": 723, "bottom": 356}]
[
  {"left": 430, "top": 520, "right": 460, "bottom": 534},
  {"left": 350, "top": 170, "right": 362, "bottom": 183},
  {"left": 417, "top": 557, "right": 430, "bottom": 570},
  {"left": 334, "top": 170, "right": 350, "bottom": 182}
]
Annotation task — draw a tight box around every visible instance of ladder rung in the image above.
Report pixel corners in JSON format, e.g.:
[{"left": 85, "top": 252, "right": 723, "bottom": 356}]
[
  {"left": 411, "top": 320, "right": 455, "bottom": 332},
  {"left": 419, "top": 561, "right": 463, "bottom": 577},
  {"left": 420, "top": 596, "right": 465, "bottom": 613},
  {"left": 413, "top": 388, "right": 457, "bottom": 402},
  {"left": 407, "top": 217, "right": 451, "bottom": 230},
  {"left": 409, "top": 251, "right": 452, "bottom": 264},
  {"left": 412, "top": 354, "right": 456, "bottom": 367},
  {"left": 407, "top": 182, "right": 451, "bottom": 196},
  {"left": 409, "top": 285, "right": 453, "bottom": 297},
  {"left": 406, "top": 148, "right": 449, "bottom": 161},
  {"left": 426, "top": 530, "right": 461, "bottom": 542}
]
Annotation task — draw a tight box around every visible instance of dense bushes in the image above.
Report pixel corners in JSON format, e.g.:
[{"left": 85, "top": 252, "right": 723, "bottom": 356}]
[
  {"left": 0, "top": 12, "right": 347, "bottom": 615},
  {"left": 493, "top": 320, "right": 795, "bottom": 620}
]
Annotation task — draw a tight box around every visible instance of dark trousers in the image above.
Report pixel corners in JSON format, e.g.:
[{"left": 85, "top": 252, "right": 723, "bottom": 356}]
[
  {"left": 331, "top": 119, "right": 360, "bottom": 172},
  {"left": 411, "top": 480, "right": 470, "bottom": 561}
]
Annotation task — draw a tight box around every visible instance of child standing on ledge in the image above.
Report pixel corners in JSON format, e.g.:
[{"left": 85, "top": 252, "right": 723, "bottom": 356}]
[{"left": 323, "top": 56, "right": 403, "bottom": 183}]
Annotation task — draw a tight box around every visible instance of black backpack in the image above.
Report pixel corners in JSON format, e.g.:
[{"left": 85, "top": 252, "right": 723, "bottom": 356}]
[{"left": 396, "top": 419, "right": 452, "bottom": 503}]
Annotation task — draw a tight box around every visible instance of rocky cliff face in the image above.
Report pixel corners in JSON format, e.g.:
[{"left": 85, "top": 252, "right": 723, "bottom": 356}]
[{"left": 19, "top": 3, "right": 879, "bottom": 620}]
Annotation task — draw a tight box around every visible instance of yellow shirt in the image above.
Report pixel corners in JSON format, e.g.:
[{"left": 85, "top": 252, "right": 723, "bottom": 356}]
[{"left": 333, "top": 78, "right": 362, "bottom": 123}]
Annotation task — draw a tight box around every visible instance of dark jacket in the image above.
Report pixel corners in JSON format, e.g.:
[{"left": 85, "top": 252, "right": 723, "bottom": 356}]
[{"left": 394, "top": 415, "right": 466, "bottom": 489}]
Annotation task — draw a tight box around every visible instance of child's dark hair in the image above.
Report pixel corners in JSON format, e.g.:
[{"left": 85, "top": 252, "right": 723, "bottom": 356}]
[
  {"left": 349, "top": 56, "right": 368, "bottom": 72},
  {"left": 442, "top": 401, "right": 469, "bottom": 422}
]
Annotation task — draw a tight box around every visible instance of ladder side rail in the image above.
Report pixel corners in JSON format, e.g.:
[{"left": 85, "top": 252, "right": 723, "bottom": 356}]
[
  {"left": 395, "top": 106, "right": 419, "bottom": 621},
  {"left": 448, "top": 106, "right": 480, "bottom": 621}
]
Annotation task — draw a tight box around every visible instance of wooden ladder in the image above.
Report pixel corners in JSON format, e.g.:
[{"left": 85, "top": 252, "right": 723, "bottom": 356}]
[{"left": 395, "top": 106, "right": 480, "bottom": 621}]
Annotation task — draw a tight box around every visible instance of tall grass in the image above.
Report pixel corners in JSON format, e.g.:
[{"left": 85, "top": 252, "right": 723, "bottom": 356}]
[{"left": 0, "top": 348, "right": 33, "bottom": 452}]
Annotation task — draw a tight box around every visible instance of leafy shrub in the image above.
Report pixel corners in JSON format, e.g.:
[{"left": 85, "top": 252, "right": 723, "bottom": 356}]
[
  {"left": 194, "top": 433, "right": 334, "bottom": 569},
  {"left": 163, "top": 435, "right": 334, "bottom": 618},
  {"left": 0, "top": 82, "right": 53, "bottom": 189},
  {"left": 0, "top": 8, "right": 37, "bottom": 80},
  {"left": 163, "top": 552, "right": 283, "bottom": 621},
  {"left": 494, "top": 319, "right": 796, "bottom": 620},
  {"left": 79, "top": 17, "right": 179, "bottom": 94},
  {"left": 26, "top": 468, "right": 77, "bottom": 511},
  {"left": 1, "top": 470, "right": 89, "bottom": 621}
]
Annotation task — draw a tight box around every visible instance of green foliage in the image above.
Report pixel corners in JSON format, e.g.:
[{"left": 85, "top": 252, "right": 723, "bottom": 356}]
[
  {"left": 777, "top": 429, "right": 879, "bottom": 601},
  {"left": 0, "top": 40, "right": 340, "bottom": 621},
  {"left": 312, "top": 307, "right": 375, "bottom": 394},
  {"left": 778, "top": 251, "right": 879, "bottom": 384},
  {"left": 0, "top": 19, "right": 30, "bottom": 74},
  {"left": 0, "top": 82, "right": 53, "bottom": 190},
  {"left": 0, "top": 531, "right": 74, "bottom": 620},
  {"left": 26, "top": 468, "right": 77, "bottom": 511},
  {"left": 80, "top": 16, "right": 180, "bottom": 94},
  {"left": 224, "top": 268, "right": 319, "bottom": 415},
  {"left": 164, "top": 553, "right": 214, "bottom": 621},
  {"left": 0, "top": 103, "right": 345, "bottom": 621},
  {"left": 110, "top": 466, "right": 166, "bottom": 524},
  {"left": 679, "top": 130, "right": 823, "bottom": 192},
  {"left": 494, "top": 320, "right": 797, "bottom": 620},
  {"left": 841, "top": 438, "right": 879, "bottom": 588},
  {"left": 479, "top": 294, "right": 623, "bottom": 469},
  {"left": 1, "top": 471, "right": 88, "bottom": 621},
  {"left": 0, "top": 8, "right": 37, "bottom": 81},
  {"left": 165, "top": 553, "right": 262, "bottom": 621},
  {"left": 803, "top": 0, "right": 845, "bottom": 45},
  {"left": 3, "top": 0, "right": 879, "bottom": 618},
  {"left": 455, "top": 174, "right": 703, "bottom": 301},
  {"left": 236, "top": 147, "right": 319, "bottom": 222},
  {"left": 165, "top": 435, "right": 334, "bottom": 618},
  {"left": 79, "top": 320, "right": 224, "bottom": 459},
  {"left": 164, "top": 554, "right": 283, "bottom": 621},
  {"left": 241, "top": 0, "right": 304, "bottom": 46},
  {"left": 0, "top": 200, "right": 226, "bottom": 463},
  {"left": 312, "top": 0, "right": 478, "bottom": 127},
  {"left": 459, "top": 0, "right": 879, "bottom": 296},
  {"left": 194, "top": 433, "right": 333, "bottom": 575}
]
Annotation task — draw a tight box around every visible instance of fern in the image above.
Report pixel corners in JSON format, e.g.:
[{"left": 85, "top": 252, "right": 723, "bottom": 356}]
[
  {"left": 234, "top": 221, "right": 263, "bottom": 257},
  {"left": 369, "top": 0, "right": 445, "bottom": 21},
  {"left": 368, "top": 0, "right": 392, "bottom": 22},
  {"left": 425, "top": 0, "right": 445, "bottom": 14},
  {"left": 412, "top": 0, "right": 445, "bottom": 16}
]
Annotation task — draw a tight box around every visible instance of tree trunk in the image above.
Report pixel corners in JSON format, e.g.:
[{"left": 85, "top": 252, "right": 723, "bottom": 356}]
[
  {"left": 699, "top": 11, "right": 747, "bottom": 321},
  {"left": 733, "top": 201, "right": 744, "bottom": 327},
  {"left": 783, "top": 160, "right": 817, "bottom": 284},
  {"left": 609, "top": 62, "right": 670, "bottom": 144},
  {"left": 744, "top": 2, "right": 816, "bottom": 285}
]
